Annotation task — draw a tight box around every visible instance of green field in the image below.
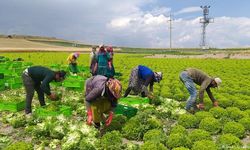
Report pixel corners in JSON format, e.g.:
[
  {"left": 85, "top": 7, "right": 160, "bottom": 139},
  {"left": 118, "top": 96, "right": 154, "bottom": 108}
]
[{"left": 0, "top": 52, "right": 250, "bottom": 149}]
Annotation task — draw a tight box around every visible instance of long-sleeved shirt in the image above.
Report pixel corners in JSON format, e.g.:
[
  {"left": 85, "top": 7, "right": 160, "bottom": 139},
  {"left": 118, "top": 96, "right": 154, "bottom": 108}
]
[
  {"left": 28, "top": 66, "right": 55, "bottom": 95},
  {"left": 186, "top": 68, "right": 215, "bottom": 102},
  {"left": 138, "top": 65, "right": 155, "bottom": 95},
  {"left": 85, "top": 75, "right": 117, "bottom": 107},
  {"left": 67, "top": 53, "right": 77, "bottom": 64}
]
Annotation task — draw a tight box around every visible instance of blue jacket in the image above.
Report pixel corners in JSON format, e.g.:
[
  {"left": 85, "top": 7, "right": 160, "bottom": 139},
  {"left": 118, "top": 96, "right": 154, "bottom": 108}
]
[{"left": 138, "top": 65, "right": 154, "bottom": 80}]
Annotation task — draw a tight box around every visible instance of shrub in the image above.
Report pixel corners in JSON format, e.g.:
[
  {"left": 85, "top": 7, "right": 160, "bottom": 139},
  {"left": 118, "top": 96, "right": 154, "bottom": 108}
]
[
  {"left": 209, "top": 107, "right": 228, "bottom": 119},
  {"left": 226, "top": 107, "right": 248, "bottom": 121},
  {"left": 238, "top": 117, "right": 250, "bottom": 131},
  {"left": 194, "top": 111, "right": 213, "bottom": 123},
  {"left": 166, "top": 133, "right": 192, "bottom": 149},
  {"left": 122, "top": 112, "right": 162, "bottom": 140},
  {"left": 170, "top": 125, "right": 187, "bottom": 135},
  {"left": 222, "top": 121, "right": 245, "bottom": 139},
  {"left": 233, "top": 100, "right": 250, "bottom": 111},
  {"left": 5, "top": 141, "right": 33, "bottom": 150},
  {"left": 50, "top": 125, "right": 66, "bottom": 140},
  {"left": 188, "top": 129, "right": 212, "bottom": 143},
  {"left": 244, "top": 109, "right": 250, "bottom": 117},
  {"left": 199, "top": 117, "right": 221, "bottom": 134},
  {"left": 8, "top": 114, "right": 27, "bottom": 128},
  {"left": 192, "top": 140, "right": 217, "bottom": 150},
  {"left": 219, "top": 99, "right": 233, "bottom": 108},
  {"left": 216, "top": 134, "right": 242, "bottom": 149},
  {"left": 143, "top": 129, "right": 167, "bottom": 144},
  {"left": 123, "top": 142, "right": 140, "bottom": 150},
  {"left": 140, "top": 141, "right": 167, "bottom": 150},
  {"left": 62, "top": 131, "right": 82, "bottom": 150},
  {"left": 105, "top": 114, "right": 127, "bottom": 132},
  {"left": 99, "top": 131, "right": 123, "bottom": 150},
  {"left": 173, "top": 147, "right": 190, "bottom": 150},
  {"left": 178, "top": 114, "right": 198, "bottom": 128},
  {"left": 79, "top": 137, "right": 98, "bottom": 150}
]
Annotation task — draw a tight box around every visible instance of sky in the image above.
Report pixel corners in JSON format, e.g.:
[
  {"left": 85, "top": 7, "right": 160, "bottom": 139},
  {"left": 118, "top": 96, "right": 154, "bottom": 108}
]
[{"left": 0, "top": 0, "right": 250, "bottom": 48}]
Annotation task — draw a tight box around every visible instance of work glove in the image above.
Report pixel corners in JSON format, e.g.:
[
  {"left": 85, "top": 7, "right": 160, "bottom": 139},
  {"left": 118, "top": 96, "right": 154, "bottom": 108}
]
[
  {"left": 49, "top": 93, "right": 57, "bottom": 101},
  {"left": 87, "top": 108, "right": 93, "bottom": 125},
  {"left": 105, "top": 111, "right": 114, "bottom": 126},
  {"left": 213, "top": 101, "right": 219, "bottom": 107},
  {"left": 196, "top": 103, "right": 205, "bottom": 110}
]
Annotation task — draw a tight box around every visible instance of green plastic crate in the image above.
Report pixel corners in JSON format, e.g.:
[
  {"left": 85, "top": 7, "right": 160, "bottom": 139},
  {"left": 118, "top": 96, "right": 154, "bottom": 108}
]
[
  {"left": 35, "top": 105, "right": 72, "bottom": 117},
  {"left": 51, "top": 81, "right": 62, "bottom": 87},
  {"left": 0, "top": 84, "right": 5, "bottom": 91},
  {"left": 115, "top": 104, "right": 138, "bottom": 119},
  {"left": 6, "top": 77, "right": 22, "bottom": 84},
  {"left": 67, "top": 75, "right": 85, "bottom": 80},
  {"left": 8, "top": 83, "right": 22, "bottom": 89},
  {"left": 0, "top": 70, "right": 12, "bottom": 75},
  {"left": 119, "top": 96, "right": 150, "bottom": 106},
  {"left": 0, "top": 63, "right": 7, "bottom": 69},
  {"left": 23, "top": 62, "right": 33, "bottom": 67},
  {"left": 12, "top": 68, "right": 23, "bottom": 75},
  {"left": 11, "top": 62, "right": 22, "bottom": 68},
  {"left": 62, "top": 81, "right": 83, "bottom": 88},
  {"left": 0, "top": 73, "right": 4, "bottom": 79},
  {"left": 0, "top": 101, "right": 25, "bottom": 112},
  {"left": 0, "top": 79, "right": 5, "bottom": 84}
]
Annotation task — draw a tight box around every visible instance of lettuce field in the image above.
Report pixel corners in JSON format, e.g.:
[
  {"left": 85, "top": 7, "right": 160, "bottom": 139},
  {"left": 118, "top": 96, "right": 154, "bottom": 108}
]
[{"left": 0, "top": 52, "right": 250, "bottom": 150}]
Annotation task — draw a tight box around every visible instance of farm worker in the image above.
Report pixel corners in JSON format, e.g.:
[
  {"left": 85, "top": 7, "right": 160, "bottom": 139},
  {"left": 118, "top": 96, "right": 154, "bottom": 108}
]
[
  {"left": 90, "top": 46, "right": 97, "bottom": 76},
  {"left": 85, "top": 75, "right": 122, "bottom": 129},
  {"left": 67, "top": 52, "right": 80, "bottom": 75},
  {"left": 179, "top": 68, "right": 222, "bottom": 111},
  {"left": 22, "top": 66, "right": 66, "bottom": 114},
  {"left": 123, "top": 65, "right": 162, "bottom": 99},
  {"left": 94, "top": 44, "right": 114, "bottom": 78},
  {"left": 106, "top": 46, "right": 115, "bottom": 77}
]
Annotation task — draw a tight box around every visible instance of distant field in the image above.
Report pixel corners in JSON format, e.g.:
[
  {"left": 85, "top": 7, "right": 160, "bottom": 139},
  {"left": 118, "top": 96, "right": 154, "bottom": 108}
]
[
  {"left": 0, "top": 35, "right": 250, "bottom": 54},
  {"left": 0, "top": 38, "right": 92, "bottom": 52}
]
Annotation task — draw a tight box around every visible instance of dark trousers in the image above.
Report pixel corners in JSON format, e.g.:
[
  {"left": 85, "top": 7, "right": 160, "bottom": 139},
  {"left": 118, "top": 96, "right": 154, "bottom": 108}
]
[{"left": 22, "top": 73, "right": 45, "bottom": 114}]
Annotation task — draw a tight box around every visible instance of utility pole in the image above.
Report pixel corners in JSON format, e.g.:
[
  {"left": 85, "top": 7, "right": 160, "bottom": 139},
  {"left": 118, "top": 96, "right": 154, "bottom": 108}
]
[{"left": 200, "top": 6, "right": 214, "bottom": 50}]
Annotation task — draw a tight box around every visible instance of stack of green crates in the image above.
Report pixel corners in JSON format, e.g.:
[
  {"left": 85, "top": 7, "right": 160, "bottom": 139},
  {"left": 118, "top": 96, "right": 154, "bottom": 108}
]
[
  {"left": 119, "top": 96, "right": 150, "bottom": 106},
  {"left": 5, "top": 76, "right": 22, "bottom": 89},
  {"left": 115, "top": 104, "right": 138, "bottom": 119},
  {"left": 34, "top": 105, "right": 72, "bottom": 118},
  {"left": 79, "top": 66, "right": 90, "bottom": 73},
  {"left": 50, "top": 64, "right": 61, "bottom": 71},
  {"left": 0, "top": 79, "right": 5, "bottom": 91},
  {"left": 62, "top": 75, "right": 85, "bottom": 90},
  {"left": 0, "top": 100, "right": 25, "bottom": 112}
]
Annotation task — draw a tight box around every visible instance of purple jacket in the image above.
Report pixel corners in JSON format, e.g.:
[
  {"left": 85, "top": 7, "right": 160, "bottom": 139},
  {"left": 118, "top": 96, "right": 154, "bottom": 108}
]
[{"left": 85, "top": 75, "right": 117, "bottom": 107}]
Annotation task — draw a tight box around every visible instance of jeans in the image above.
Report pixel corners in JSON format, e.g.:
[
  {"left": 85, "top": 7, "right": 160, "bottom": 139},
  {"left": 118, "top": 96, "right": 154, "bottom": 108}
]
[
  {"left": 22, "top": 73, "right": 45, "bottom": 114},
  {"left": 179, "top": 71, "right": 197, "bottom": 110}
]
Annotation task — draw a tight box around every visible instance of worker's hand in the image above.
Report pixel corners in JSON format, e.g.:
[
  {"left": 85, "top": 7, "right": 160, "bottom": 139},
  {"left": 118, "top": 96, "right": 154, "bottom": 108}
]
[
  {"left": 49, "top": 93, "right": 57, "bottom": 101},
  {"left": 196, "top": 103, "right": 205, "bottom": 110},
  {"left": 105, "top": 111, "right": 114, "bottom": 126},
  {"left": 87, "top": 108, "right": 93, "bottom": 126},
  {"left": 213, "top": 101, "right": 219, "bottom": 107}
]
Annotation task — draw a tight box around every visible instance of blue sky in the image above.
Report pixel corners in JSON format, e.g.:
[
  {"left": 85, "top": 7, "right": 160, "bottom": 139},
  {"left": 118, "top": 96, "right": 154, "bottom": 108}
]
[{"left": 0, "top": 0, "right": 250, "bottom": 48}]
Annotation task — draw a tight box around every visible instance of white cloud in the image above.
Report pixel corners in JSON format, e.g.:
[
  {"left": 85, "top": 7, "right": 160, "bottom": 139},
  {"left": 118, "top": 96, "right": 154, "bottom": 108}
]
[
  {"left": 143, "top": 14, "right": 168, "bottom": 25},
  {"left": 0, "top": 1, "right": 250, "bottom": 48},
  {"left": 176, "top": 6, "right": 201, "bottom": 15},
  {"left": 109, "top": 18, "right": 132, "bottom": 28}
]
